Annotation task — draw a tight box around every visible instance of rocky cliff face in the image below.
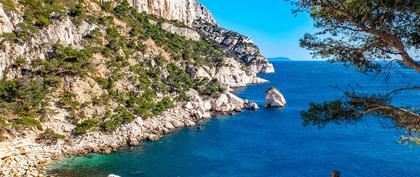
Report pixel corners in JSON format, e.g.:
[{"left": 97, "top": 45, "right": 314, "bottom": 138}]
[
  {"left": 0, "top": 1, "right": 274, "bottom": 176},
  {"left": 122, "top": 0, "right": 274, "bottom": 73},
  {"left": 111, "top": 0, "right": 216, "bottom": 26},
  {"left": 193, "top": 20, "right": 275, "bottom": 73}
]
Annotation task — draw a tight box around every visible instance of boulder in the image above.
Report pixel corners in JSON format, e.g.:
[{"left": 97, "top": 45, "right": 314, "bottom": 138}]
[
  {"left": 265, "top": 87, "right": 286, "bottom": 107},
  {"left": 171, "top": 120, "right": 184, "bottom": 128},
  {"left": 246, "top": 102, "right": 259, "bottom": 110}
]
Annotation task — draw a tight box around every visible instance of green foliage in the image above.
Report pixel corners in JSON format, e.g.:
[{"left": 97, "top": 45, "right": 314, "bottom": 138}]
[
  {"left": 59, "top": 92, "right": 79, "bottom": 110},
  {"left": 177, "top": 91, "right": 190, "bottom": 102},
  {"left": 194, "top": 78, "right": 225, "bottom": 98},
  {"left": 296, "top": 1, "right": 420, "bottom": 140},
  {"left": 295, "top": 0, "right": 419, "bottom": 72},
  {"left": 0, "top": 0, "right": 16, "bottom": 11},
  {"left": 100, "top": 107, "right": 135, "bottom": 132},
  {"left": 127, "top": 89, "right": 156, "bottom": 118},
  {"left": 166, "top": 63, "right": 193, "bottom": 92},
  {"left": 300, "top": 101, "right": 360, "bottom": 128},
  {"left": 0, "top": 78, "right": 47, "bottom": 117},
  {"left": 300, "top": 90, "right": 420, "bottom": 130},
  {"left": 36, "top": 128, "right": 65, "bottom": 144},
  {"left": 73, "top": 119, "right": 97, "bottom": 135},
  {"left": 93, "top": 76, "right": 111, "bottom": 90},
  {"left": 4, "top": 0, "right": 86, "bottom": 42},
  {"left": 153, "top": 97, "right": 174, "bottom": 115},
  {"left": 13, "top": 117, "right": 42, "bottom": 130},
  {"left": 68, "top": 3, "right": 84, "bottom": 17},
  {"left": 34, "top": 44, "right": 93, "bottom": 77},
  {"left": 154, "top": 55, "right": 166, "bottom": 66}
]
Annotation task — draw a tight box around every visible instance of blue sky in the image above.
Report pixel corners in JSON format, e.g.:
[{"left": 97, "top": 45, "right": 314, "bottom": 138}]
[{"left": 198, "top": 0, "right": 315, "bottom": 60}]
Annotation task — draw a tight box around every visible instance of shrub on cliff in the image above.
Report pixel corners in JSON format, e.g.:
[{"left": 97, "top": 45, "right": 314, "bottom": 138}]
[
  {"left": 166, "top": 63, "right": 193, "bottom": 92},
  {"left": 0, "top": 78, "right": 47, "bottom": 118},
  {"left": 58, "top": 92, "right": 80, "bottom": 110},
  {"left": 100, "top": 107, "right": 136, "bottom": 132},
  {"left": 13, "top": 117, "right": 43, "bottom": 130},
  {"left": 73, "top": 119, "right": 97, "bottom": 135},
  {"left": 153, "top": 97, "right": 174, "bottom": 115},
  {"left": 36, "top": 128, "right": 65, "bottom": 144},
  {"left": 194, "top": 78, "right": 225, "bottom": 98},
  {"left": 35, "top": 44, "right": 94, "bottom": 77}
]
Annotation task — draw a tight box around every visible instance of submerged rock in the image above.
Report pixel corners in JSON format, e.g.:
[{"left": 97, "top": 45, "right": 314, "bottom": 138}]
[{"left": 265, "top": 87, "right": 286, "bottom": 107}]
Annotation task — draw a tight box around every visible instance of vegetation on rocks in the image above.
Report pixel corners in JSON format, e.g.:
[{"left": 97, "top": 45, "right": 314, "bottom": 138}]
[
  {"left": 73, "top": 119, "right": 97, "bottom": 135},
  {"left": 0, "top": 78, "right": 47, "bottom": 118},
  {"left": 0, "top": 0, "right": 232, "bottom": 137},
  {"left": 36, "top": 128, "right": 65, "bottom": 144}
]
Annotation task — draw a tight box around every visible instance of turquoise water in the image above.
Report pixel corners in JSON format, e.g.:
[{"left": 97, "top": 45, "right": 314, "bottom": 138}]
[{"left": 51, "top": 61, "right": 420, "bottom": 177}]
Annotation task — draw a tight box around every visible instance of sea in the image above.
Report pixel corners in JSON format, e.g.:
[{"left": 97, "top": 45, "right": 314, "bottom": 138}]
[{"left": 50, "top": 61, "right": 420, "bottom": 177}]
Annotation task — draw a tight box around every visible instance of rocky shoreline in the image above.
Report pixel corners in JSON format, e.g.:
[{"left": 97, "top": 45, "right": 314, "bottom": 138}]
[
  {"left": 0, "top": 1, "right": 274, "bottom": 176},
  {"left": 0, "top": 89, "right": 261, "bottom": 176}
]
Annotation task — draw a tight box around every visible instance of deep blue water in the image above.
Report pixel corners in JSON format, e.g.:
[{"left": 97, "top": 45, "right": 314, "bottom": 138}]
[{"left": 52, "top": 61, "right": 420, "bottom": 177}]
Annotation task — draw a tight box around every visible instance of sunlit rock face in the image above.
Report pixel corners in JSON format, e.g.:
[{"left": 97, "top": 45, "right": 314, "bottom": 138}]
[
  {"left": 125, "top": 0, "right": 216, "bottom": 26},
  {"left": 265, "top": 87, "right": 286, "bottom": 107},
  {"left": 123, "top": 0, "right": 274, "bottom": 73}
]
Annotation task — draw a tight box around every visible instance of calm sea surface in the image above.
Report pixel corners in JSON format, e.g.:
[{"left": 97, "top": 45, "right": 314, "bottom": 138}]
[{"left": 51, "top": 61, "right": 420, "bottom": 177}]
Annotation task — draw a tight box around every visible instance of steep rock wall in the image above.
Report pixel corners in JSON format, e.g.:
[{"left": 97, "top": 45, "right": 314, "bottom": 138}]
[
  {"left": 122, "top": 0, "right": 274, "bottom": 73},
  {"left": 103, "top": 0, "right": 216, "bottom": 26}
]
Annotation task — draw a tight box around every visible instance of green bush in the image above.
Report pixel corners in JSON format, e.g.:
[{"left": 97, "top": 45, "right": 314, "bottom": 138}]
[
  {"left": 195, "top": 78, "right": 225, "bottom": 98},
  {"left": 73, "top": 119, "right": 97, "bottom": 135},
  {"left": 166, "top": 63, "right": 193, "bottom": 92},
  {"left": 100, "top": 107, "right": 136, "bottom": 132},
  {"left": 0, "top": 78, "right": 47, "bottom": 117},
  {"left": 93, "top": 76, "right": 111, "bottom": 89},
  {"left": 0, "top": 0, "right": 16, "bottom": 11},
  {"left": 152, "top": 97, "right": 174, "bottom": 115},
  {"left": 69, "top": 3, "right": 84, "bottom": 17},
  {"left": 35, "top": 44, "right": 93, "bottom": 77},
  {"left": 36, "top": 128, "right": 65, "bottom": 144},
  {"left": 59, "top": 92, "right": 79, "bottom": 110},
  {"left": 14, "top": 117, "right": 42, "bottom": 130},
  {"left": 177, "top": 92, "right": 190, "bottom": 102}
]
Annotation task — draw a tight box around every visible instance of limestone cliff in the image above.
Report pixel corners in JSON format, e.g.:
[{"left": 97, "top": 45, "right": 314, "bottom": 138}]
[
  {"left": 194, "top": 20, "right": 275, "bottom": 73},
  {"left": 118, "top": 0, "right": 274, "bottom": 73},
  {"left": 0, "top": 1, "right": 274, "bottom": 176},
  {"left": 124, "top": 0, "right": 216, "bottom": 26}
]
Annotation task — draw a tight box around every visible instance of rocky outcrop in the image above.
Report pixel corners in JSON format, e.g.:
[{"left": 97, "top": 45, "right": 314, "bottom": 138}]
[
  {"left": 0, "top": 90, "right": 244, "bottom": 176},
  {"left": 125, "top": 0, "right": 216, "bottom": 26},
  {"left": 0, "top": 14, "right": 96, "bottom": 79},
  {"left": 214, "top": 57, "right": 269, "bottom": 87},
  {"left": 211, "top": 93, "right": 245, "bottom": 113},
  {"left": 161, "top": 22, "right": 200, "bottom": 41},
  {"left": 0, "top": 1, "right": 277, "bottom": 176},
  {"left": 187, "top": 57, "right": 268, "bottom": 88},
  {"left": 245, "top": 100, "right": 259, "bottom": 110},
  {"left": 123, "top": 0, "right": 274, "bottom": 73},
  {"left": 63, "top": 76, "right": 104, "bottom": 104},
  {"left": 0, "top": 4, "right": 14, "bottom": 34},
  {"left": 265, "top": 87, "right": 286, "bottom": 107},
  {"left": 193, "top": 20, "right": 275, "bottom": 73}
]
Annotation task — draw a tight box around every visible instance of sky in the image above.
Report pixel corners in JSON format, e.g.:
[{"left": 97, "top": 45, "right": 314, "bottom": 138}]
[{"left": 198, "top": 0, "right": 315, "bottom": 60}]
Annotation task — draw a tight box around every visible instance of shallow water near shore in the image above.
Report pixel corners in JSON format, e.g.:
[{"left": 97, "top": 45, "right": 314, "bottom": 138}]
[{"left": 50, "top": 61, "right": 420, "bottom": 177}]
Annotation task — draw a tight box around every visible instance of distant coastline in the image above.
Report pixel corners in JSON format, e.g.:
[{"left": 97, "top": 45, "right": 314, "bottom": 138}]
[
  {"left": 267, "top": 57, "right": 292, "bottom": 61},
  {"left": 267, "top": 57, "right": 327, "bottom": 62}
]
